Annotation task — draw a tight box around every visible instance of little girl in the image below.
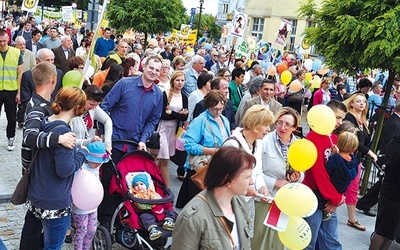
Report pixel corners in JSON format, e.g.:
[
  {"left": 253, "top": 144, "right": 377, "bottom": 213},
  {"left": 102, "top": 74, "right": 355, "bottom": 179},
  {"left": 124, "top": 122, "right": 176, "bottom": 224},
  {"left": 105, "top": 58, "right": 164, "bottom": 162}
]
[
  {"left": 72, "top": 142, "right": 109, "bottom": 250},
  {"left": 130, "top": 173, "right": 176, "bottom": 241},
  {"left": 316, "top": 131, "right": 359, "bottom": 220}
]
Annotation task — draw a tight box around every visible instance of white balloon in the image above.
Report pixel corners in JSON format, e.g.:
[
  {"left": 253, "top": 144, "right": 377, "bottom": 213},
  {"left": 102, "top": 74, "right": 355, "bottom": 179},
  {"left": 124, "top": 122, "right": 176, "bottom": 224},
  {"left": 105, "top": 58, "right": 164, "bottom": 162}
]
[{"left": 304, "top": 59, "right": 313, "bottom": 71}]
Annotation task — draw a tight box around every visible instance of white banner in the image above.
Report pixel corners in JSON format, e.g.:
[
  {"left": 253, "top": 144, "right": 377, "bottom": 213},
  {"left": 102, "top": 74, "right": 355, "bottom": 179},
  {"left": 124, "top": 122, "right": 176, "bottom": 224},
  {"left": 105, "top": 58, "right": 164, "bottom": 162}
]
[
  {"left": 62, "top": 6, "right": 73, "bottom": 22},
  {"left": 231, "top": 12, "right": 248, "bottom": 38},
  {"left": 21, "top": 0, "right": 39, "bottom": 12}
]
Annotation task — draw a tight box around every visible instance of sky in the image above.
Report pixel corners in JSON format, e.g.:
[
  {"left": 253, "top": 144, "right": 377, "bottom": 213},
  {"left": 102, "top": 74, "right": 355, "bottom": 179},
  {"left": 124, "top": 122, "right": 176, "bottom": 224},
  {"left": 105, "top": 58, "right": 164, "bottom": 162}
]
[{"left": 183, "top": 0, "right": 219, "bottom": 16}]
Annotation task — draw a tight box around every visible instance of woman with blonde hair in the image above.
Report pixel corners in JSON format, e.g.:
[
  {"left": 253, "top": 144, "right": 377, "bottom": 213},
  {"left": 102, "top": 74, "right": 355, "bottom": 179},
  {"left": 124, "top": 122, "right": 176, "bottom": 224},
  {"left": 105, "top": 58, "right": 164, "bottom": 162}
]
[
  {"left": 153, "top": 71, "right": 188, "bottom": 186},
  {"left": 342, "top": 93, "right": 377, "bottom": 231},
  {"left": 223, "top": 104, "right": 273, "bottom": 237},
  {"left": 24, "top": 86, "right": 88, "bottom": 249},
  {"left": 252, "top": 107, "right": 304, "bottom": 249}
]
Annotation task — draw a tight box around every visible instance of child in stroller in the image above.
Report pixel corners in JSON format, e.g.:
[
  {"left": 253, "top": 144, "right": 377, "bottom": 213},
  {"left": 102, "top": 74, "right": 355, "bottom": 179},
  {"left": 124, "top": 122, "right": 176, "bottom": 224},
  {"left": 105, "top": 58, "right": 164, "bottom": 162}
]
[{"left": 129, "top": 173, "right": 176, "bottom": 241}]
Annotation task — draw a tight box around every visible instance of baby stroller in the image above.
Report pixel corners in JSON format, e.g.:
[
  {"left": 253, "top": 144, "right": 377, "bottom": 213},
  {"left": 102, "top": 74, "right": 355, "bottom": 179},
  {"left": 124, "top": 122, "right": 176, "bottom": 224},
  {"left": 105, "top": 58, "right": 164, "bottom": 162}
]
[{"left": 92, "top": 140, "right": 175, "bottom": 250}]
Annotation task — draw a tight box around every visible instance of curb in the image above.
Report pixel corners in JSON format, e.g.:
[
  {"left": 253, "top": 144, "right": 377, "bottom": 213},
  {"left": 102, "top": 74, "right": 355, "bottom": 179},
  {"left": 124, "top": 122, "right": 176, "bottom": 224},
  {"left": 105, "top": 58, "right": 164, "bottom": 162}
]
[{"left": 0, "top": 194, "right": 11, "bottom": 204}]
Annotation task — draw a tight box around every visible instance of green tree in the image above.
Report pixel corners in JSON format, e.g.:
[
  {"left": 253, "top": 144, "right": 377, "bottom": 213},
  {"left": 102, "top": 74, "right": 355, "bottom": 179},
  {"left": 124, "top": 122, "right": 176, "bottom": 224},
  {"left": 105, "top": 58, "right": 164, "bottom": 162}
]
[
  {"left": 107, "top": 0, "right": 186, "bottom": 44},
  {"left": 298, "top": 0, "right": 400, "bottom": 194},
  {"left": 184, "top": 13, "right": 222, "bottom": 41}
]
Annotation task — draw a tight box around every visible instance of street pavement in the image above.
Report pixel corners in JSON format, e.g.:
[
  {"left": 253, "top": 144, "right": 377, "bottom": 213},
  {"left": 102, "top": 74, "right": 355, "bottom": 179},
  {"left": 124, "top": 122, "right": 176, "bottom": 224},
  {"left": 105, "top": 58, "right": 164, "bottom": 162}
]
[{"left": 0, "top": 108, "right": 381, "bottom": 249}]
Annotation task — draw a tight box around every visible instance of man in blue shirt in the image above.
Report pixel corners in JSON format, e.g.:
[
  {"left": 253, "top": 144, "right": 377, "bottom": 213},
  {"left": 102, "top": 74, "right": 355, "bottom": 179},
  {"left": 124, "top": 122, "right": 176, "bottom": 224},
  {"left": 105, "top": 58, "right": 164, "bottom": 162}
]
[
  {"left": 94, "top": 27, "right": 115, "bottom": 57},
  {"left": 98, "top": 55, "right": 163, "bottom": 227},
  {"left": 183, "top": 55, "right": 205, "bottom": 96}
]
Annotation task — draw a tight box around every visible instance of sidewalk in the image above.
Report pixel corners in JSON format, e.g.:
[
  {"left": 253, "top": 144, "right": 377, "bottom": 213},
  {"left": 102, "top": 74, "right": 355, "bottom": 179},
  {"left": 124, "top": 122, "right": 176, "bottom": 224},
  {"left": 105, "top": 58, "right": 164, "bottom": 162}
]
[{"left": 0, "top": 109, "right": 378, "bottom": 249}]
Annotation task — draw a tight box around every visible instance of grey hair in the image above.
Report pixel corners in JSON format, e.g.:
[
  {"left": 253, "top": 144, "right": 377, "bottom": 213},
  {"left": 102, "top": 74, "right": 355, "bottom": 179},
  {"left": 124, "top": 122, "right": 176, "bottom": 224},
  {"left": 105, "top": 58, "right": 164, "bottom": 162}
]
[
  {"left": 15, "top": 36, "right": 26, "bottom": 44},
  {"left": 248, "top": 76, "right": 265, "bottom": 95},
  {"left": 36, "top": 48, "right": 54, "bottom": 61},
  {"left": 252, "top": 64, "right": 262, "bottom": 70},
  {"left": 60, "top": 35, "right": 71, "bottom": 42},
  {"left": 191, "top": 54, "right": 204, "bottom": 64}
]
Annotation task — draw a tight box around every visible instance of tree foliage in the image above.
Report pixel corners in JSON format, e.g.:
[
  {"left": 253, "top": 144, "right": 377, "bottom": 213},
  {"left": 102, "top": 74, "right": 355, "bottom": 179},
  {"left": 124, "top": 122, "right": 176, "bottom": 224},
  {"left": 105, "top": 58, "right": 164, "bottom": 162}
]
[
  {"left": 298, "top": 0, "right": 400, "bottom": 194},
  {"left": 298, "top": 0, "right": 400, "bottom": 73},
  {"left": 106, "top": 0, "right": 186, "bottom": 35}
]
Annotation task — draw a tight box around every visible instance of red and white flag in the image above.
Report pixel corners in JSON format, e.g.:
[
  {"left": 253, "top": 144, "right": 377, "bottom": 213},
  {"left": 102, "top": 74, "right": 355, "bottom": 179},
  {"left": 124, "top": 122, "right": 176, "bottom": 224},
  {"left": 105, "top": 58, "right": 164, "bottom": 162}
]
[{"left": 264, "top": 201, "right": 290, "bottom": 232}]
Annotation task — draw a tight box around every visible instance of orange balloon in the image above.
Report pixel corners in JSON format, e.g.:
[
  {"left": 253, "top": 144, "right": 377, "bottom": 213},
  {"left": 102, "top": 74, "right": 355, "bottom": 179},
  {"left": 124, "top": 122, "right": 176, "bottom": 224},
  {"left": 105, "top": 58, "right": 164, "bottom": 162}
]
[
  {"left": 267, "top": 65, "right": 277, "bottom": 76},
  {"left": 277, "top": 63, "right": 288, "bottom": 74},
  {"left": 289, "top": 80, "right": 302, "bottom": 91}
]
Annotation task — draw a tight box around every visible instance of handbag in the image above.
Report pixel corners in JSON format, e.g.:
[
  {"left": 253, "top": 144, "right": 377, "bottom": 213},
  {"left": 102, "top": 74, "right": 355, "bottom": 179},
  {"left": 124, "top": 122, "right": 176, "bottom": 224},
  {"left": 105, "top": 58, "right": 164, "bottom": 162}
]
[
  {"left": 190, "top": 137, "right": 242, "bottom": 190},
  {"left": 287, "top": 88, "right": 305, "bottom": 102},
  {"left": 190, "top": 164, "right": 208, "bottom": 190},
  {"left": 11, "top": 149, "right": 40, "bottom": 205},
  {"left": 146, "top": 121, "right": 161, "bottom": 149},
  {"left": 146, "top": 132, "right": 160, "bottom": 149},
  {"left": 188, "top": 117, "right": 217, "bottom": 172}
]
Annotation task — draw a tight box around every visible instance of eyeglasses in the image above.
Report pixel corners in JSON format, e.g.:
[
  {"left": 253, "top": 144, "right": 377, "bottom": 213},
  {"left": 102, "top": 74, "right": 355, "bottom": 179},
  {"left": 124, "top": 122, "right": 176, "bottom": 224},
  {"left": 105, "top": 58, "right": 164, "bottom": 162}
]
[
  {"left": 210, "top": 107, "right": 224, "bottom": 113},
  {"left": 276, "top": 120, "right": 294, "bottom": 128},
  {"left": 78, "top": 66, "right": 84, "bottom": 69}
]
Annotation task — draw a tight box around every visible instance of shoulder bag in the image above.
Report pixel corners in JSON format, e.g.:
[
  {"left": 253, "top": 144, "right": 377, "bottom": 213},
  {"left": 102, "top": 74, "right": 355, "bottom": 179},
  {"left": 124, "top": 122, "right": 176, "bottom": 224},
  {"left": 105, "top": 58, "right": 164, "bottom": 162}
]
[
  {"left": 191, "top": 136, "right": 242, "bottom": 190},
  {"left": 287, "top": 88, "right": 305, "bottom": 102},
  {"left": 11, "top": 149, "right": 40, "bottom": 205}
]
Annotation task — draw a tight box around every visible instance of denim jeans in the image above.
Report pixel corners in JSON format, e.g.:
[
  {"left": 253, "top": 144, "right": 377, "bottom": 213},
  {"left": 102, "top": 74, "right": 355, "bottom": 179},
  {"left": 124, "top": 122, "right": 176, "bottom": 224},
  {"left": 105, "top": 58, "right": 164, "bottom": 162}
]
[
  {"left": 305, "top": 209, "right": 342, "bottom": 250},
  {"left": 41, "top": 215, "right": 71, "bottom": 250},
  {"left": 20, "top": 210, "right": 43, "bottom": 250}
]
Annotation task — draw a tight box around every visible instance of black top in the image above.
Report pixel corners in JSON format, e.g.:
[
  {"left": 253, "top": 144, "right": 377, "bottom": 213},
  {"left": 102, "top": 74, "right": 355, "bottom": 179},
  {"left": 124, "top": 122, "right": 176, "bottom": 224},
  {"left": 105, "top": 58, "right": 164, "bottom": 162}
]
[
  {"left": 380, "top": 135, "right": 400, "bottom": 201},
  {"left": 344, "top": 112, "right": 371, "bottom": 163}
]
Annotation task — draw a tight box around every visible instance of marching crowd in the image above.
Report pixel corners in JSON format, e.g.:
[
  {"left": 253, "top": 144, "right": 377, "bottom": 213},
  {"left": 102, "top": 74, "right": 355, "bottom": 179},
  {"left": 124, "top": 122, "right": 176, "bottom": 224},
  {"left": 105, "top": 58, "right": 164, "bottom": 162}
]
[{"left": 0, "top": 11, "right": 399, "bottom": 249}]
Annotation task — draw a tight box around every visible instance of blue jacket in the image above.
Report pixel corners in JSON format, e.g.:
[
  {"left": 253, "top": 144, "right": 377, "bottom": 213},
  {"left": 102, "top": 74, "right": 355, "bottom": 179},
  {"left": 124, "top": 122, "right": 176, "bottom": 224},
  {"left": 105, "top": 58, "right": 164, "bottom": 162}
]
[
  {"left": 184, "top": 110, "right": 231, "bottom": 169},
  {"left": 101, "top": 76, "right": 163, "bottom": 151},
  {"left": 27, "top": 119, "right": 88, "bottom": 210}
]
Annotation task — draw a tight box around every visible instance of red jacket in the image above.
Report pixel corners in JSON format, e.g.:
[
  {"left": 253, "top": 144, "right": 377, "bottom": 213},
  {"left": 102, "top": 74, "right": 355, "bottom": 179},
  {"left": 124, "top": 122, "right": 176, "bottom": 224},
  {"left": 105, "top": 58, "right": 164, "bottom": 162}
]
[{"left": 302, "top": 130, "right": 344, "bottom": 206}]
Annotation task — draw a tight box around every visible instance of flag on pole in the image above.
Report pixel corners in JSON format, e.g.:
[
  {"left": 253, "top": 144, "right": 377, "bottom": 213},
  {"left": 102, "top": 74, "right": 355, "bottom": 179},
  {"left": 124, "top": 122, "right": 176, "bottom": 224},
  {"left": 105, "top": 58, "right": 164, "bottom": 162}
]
[{"left": 263, "top": 201, "right": 290, "bottom": 232}]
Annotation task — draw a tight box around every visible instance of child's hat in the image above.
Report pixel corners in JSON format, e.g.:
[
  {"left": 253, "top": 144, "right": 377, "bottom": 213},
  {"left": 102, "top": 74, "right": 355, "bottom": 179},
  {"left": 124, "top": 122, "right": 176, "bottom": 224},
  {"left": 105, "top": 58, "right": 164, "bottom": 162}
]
[
  {"left": 86, "top": 142, "right": 109, "bottom": 163},
  {"left": 132, "top": 174, "right": 149, "bottom": 188}
]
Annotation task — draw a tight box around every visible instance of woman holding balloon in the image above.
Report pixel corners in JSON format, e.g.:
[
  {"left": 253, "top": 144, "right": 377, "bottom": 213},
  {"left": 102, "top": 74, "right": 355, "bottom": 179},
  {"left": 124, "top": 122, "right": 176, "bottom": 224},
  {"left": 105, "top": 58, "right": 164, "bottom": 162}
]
[
  {"left": 343, "top": 93, "right": 378, "bottom": 231},
  {"left": 25, "top": 86, "right": 88, "bottom": 249},
  {"left": 251, "top": 107, "right": 304, "bottom": 249}
]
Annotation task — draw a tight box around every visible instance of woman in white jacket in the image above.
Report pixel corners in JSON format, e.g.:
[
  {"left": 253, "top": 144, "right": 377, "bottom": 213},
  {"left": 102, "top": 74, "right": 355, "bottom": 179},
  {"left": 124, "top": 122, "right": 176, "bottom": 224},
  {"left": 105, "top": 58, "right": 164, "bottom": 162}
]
[
  {"left": 222, "top": 104, "right": 274, "bottom": 237},
  {"left": 252, "top": 107, "right": 304, "bottom": 249},
  {"left": 70, "top": 85, "right": 113, "bottom": 152}
]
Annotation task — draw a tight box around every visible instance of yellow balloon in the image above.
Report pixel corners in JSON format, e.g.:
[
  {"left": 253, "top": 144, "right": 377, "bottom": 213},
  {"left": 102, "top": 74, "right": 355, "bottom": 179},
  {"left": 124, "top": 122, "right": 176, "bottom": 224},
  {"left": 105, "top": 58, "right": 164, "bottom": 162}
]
[
  {"left": 307, "top": 105, "right": 336, "bottom": 135},
  {"left": 287, "top": 139, "right": 317, "bottom": 172},
  {"left": 305, "top": 72, "right": 312, "bottom": 81},
  {"left": 281, "top": 70, "right": 292, "bottom": 85},
  {"left": 274, "top": 183, "right": 317, "bottom": 217},
  {"left": 310, "top": 75, "right": 321, "bottom": 89},
  {"left": 278, "top": 216, "right": 312, "bottom": 249}
]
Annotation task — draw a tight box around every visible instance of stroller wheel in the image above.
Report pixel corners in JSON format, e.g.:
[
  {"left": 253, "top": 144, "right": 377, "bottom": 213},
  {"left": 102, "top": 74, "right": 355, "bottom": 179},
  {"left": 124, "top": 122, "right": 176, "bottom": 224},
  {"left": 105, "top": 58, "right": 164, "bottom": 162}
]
[
  {"left": 92, "top": 225, "right": 112, "bottom": 250},
  {"left": 116, "top": 226, "right": 139, "bottom": 249}
]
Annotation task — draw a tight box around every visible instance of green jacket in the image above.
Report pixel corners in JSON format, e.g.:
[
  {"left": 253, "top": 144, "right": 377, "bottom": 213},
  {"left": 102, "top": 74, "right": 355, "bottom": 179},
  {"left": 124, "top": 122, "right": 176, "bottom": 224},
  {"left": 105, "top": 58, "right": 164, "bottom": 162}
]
[
  {"left": 172, "top": 189, "right": 251, "bottom": 250},
  {"left": 229, "top": 80, "right": 244, "bottom": 113}
]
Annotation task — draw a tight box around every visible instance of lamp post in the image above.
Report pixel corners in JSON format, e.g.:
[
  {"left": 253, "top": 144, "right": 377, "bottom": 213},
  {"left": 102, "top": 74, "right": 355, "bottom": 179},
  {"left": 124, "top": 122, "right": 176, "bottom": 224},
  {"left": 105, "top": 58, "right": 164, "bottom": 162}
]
[{"left": 197, "top": 0, "right": 204, "bottom": 40}]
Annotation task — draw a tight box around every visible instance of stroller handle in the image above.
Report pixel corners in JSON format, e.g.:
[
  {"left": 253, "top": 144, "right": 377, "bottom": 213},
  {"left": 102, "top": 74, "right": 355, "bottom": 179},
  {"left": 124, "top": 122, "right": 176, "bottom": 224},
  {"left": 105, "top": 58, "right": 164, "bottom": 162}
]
[{"left": 125, "top": 186, "right": 175, "bottom": 205}]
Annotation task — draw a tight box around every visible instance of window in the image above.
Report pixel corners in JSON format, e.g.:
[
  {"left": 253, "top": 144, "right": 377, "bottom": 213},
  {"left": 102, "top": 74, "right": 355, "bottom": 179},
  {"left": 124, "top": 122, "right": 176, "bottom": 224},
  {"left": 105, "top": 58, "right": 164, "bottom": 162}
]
[
  {"left": 251, "top": 18, "right": 264, "bottom": 42},
  {"left": 222, "top": 4, "right": 228, "bottom": 13},
  {"left": 286, "top": 19, "right": 297, "bottom": 52}
]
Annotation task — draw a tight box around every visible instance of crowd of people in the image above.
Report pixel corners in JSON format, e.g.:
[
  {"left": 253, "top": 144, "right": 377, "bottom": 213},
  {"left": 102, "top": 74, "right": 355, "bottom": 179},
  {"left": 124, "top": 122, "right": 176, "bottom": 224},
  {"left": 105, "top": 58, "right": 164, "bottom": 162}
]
[{"left": 1, "top": 10, "right": 399, "bottom": 249}]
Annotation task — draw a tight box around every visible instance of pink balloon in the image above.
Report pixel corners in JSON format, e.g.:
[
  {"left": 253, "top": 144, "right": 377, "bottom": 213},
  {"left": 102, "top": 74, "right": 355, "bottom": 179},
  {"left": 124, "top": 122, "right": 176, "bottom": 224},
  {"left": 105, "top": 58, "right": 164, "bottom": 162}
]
[
  {"left": 71, "top": 169, "right": 104, "bottom": 210},
  {"left": 267, "top": 65, "right": 277, "bottom": 76}
]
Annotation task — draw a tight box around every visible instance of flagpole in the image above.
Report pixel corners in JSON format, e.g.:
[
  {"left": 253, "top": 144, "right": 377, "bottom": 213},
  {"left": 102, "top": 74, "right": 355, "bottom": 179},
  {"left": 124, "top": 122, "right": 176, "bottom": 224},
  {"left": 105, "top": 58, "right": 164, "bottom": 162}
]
[{"left": 83, "top": 0, "right": 109, "bottom": 74}]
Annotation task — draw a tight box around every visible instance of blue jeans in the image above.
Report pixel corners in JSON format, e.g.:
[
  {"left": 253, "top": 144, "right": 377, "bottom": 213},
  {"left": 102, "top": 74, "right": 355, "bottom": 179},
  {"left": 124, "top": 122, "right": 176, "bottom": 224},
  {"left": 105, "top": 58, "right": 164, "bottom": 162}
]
[
  {"left": 41, "top": 215, "right": 71, "bottom": 250},
  {"left": 305, "top": 209, "right": 342, "bottom": 250}
]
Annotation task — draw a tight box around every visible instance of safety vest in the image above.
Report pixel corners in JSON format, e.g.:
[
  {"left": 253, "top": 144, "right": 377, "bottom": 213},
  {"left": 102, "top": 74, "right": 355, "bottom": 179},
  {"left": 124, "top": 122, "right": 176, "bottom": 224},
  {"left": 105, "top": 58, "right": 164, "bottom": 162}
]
[
  {"left": 0, "top": 47, "right": 20, "bottom": 91},
  {"left": 108, "top": 53, "right": 123, "bottom": 64}
]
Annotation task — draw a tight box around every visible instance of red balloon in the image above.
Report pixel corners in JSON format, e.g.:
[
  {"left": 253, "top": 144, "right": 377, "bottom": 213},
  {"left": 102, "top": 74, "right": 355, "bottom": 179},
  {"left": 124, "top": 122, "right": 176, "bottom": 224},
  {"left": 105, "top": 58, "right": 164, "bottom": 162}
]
[{"left": 277, "top": 63, "right": 288, "bottom": 74}]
